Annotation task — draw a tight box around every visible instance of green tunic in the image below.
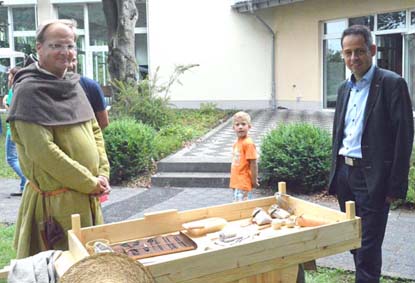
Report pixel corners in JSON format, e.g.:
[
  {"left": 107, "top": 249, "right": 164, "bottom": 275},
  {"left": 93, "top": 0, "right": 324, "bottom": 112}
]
[{"left": 11, "top": 119, "right": 109, "bottom": 258}]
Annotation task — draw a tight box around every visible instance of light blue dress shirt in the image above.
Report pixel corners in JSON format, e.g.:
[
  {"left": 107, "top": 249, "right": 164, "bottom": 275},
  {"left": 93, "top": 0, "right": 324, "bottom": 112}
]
[{"left": 338, "top": 64, "right": 375, "bottom": 158}]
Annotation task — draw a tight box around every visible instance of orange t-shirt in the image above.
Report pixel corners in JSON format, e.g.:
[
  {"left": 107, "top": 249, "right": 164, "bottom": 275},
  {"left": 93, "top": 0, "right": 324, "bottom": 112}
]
[{"left": 229, "top": 136, "right": 257, "bottom": 191}]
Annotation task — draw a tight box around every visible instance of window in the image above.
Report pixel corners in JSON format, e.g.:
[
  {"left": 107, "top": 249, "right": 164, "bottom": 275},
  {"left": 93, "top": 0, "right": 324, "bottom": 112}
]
[
  {"left": 0, "top": 8, "right": 9, "bottom": 48},
  {"left": 135, "top": 0, "right": 147, "bottom": 28},
  {"left": 93, "top": 51, "right": 109, "bottom": 85},
  {"left": 349, "top": 15, "right": 374, "bottom": 31},
  {"left": 323, "top": 20, "right": 346, "bottom": 109},
  {"left": 377, "top": 11, "right": 406, "bottom": 31},
  {"left": 0, "top": 58, "right": 10, "bottom": 97},
  {"left": 88, "top": 3, "right": 107, "bottom": 46},
  {"left": 55, "top": 1, "right": 148, "bottom": 85},
  {"left": 412, "top": 11, "right": 415, "bottom": 25},
  {"left": 135, "top": 33, "right": 148, "bottom": 79},
  {"left": 14, "top": 36, "right": 36, "bottom": 55},
  {"left": 405, "top": 34, "right": 415, "bottom": 108},
  {"left": 12, "top": 7, "right": 36, "bottom": 31},
  {"left": 57, "top": 5, "right": 84, "bottom": 29},
  {"left": 76, "top": 35, "right": 86, "bottom": 76}
]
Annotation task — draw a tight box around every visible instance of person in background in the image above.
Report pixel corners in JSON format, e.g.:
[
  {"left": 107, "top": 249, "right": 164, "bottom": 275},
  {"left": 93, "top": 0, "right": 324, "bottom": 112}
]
[
  {"left": 2, "top": 67, "right": 27, "bottom": 196},
  {"left": 8, "top": 19, "right": 110, "bottom": 258},
  {"left": 229, "top": 111, "right": 259, "bottom": 201},
  {"left": 69, "top": 58, "right": 109, "bottom": 129},
  {"left": 328, "top": 25, "right": 414, "bottom": 283}
]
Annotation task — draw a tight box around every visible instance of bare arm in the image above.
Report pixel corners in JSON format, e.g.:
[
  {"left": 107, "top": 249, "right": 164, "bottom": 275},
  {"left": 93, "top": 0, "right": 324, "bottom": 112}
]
[
  {"left": 249, "top": 159, "right": 259, "bottom": 188},
  {"left": 95, "top": 110, "right": 109, "bottom": 129},
  {"left": 2, "top": 95, "right": 8, "bottom": 109}
]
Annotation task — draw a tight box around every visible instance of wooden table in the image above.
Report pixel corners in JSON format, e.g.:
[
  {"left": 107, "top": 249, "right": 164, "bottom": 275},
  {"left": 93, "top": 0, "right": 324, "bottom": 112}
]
[{"left": 52, "top": 183, "right": 361, "bottom": 283}]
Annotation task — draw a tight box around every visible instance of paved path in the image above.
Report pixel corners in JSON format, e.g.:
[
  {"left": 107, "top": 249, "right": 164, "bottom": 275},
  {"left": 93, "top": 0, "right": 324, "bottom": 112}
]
[{"left": 1, "top": 109, "right": 414, "bottom": 281}]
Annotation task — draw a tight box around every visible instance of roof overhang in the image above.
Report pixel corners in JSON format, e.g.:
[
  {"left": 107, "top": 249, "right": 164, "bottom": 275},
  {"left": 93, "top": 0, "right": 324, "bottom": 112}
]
[{"left": 231, "top": 0, "right": 304, "bottom": 13}]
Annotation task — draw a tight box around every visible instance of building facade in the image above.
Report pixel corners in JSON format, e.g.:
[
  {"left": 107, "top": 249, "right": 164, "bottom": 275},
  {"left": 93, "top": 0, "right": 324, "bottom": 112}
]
[
  {"left": 0, "top": 0, "right": 147, "bottom": 96},
  {"left": 149, "top": 0, "right": 415, "bottom": 110},
  {"left": 1, "top": 0, "right": 414, "bottom": 111}
]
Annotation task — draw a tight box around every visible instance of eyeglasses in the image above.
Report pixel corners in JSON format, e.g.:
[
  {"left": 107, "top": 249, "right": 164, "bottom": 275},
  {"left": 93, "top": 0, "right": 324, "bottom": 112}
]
[
  {"left": 47, "top": 43, "right": 77, "bottom": 52},
  {"left": 342, "top": 48, "right": 369, "bottom": 59}
]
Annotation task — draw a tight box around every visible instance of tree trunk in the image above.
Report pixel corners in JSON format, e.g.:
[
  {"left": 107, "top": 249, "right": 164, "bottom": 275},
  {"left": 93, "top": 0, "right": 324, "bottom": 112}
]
[{"left": 102, "top": 0, "right": 138, "bottom": 83}]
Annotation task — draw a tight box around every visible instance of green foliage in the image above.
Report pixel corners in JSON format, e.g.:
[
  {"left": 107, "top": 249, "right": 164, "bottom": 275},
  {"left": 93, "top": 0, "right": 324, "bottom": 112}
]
[
  {"left": 110, "top": 64, "right": 199, "bottom": 130},
  {"left": 153, "top": 124, "right": 202, "bottom": 161},
  {"left": 110, "top": 79, "right": 172, "bottom": 130},
  {"left": 199, "top": 102, "right": 218, "bottom": 114},
  {"left": 259, "top": 123, "right": 332, "bottom": 193},
  {"left": 306, "top": 267, "right": 413, "bottom": 283},
  {"left": 406, "top": 147, "right": 415, "bottom": 204},
  {"left": 152, "top": 109, "right": 234, "bottom": 161},
  {"left": 0, "top": 224, "right": 15, "bottom": 270},
  {"left": 103, "top": 118, "right": 156, "bottom": 184}
]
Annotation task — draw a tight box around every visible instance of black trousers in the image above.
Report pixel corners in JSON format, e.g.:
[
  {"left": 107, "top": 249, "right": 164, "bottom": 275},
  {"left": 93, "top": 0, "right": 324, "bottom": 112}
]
[{"left": 333, "top": 158, "right": 390, "bottom": 283}]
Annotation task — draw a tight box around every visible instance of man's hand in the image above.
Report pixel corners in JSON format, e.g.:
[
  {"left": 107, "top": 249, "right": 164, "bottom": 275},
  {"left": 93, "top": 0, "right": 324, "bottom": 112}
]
[
  {"left": 385, "top": 196, "right": 397, "bottom": 204},
  {"left": 90, "top": 176, "right": 111, "bottom": 196},
  {"left": 252, "top": 178, "right": 260, "bottom": 188}
]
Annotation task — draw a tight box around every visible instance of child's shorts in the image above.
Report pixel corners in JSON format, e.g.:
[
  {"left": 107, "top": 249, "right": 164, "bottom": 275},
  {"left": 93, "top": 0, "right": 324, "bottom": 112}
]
[{"left": 233, "top": 188, "right": 253, "bottom": 202}]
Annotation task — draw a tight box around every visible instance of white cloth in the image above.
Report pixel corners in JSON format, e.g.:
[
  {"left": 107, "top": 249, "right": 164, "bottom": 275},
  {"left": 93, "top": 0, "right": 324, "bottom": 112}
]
[{"left": 7, "top": 250, "right": 62, "bottom": 283}]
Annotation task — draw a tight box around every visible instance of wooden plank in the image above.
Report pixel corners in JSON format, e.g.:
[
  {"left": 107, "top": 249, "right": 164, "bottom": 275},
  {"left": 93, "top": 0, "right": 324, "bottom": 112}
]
[
  {"left": 146, "top": 220, "right": 360, "bottom": 282},
  {"left": 346, "top": 201, "right": 356, "bottom": 219},
  {"left": 153, "top": 238, "right": 359, "bottom": 283},
  {"left": 71, "top": 214, "right": 82, "bottom": 242},
  {"left": 286, "top": 197, "right": 347, "bottom": 222},
  {"left": 238, "top": 265, "right": 298, "bottom": 283},
  {"left": 67, "top": 231, "right": 89, "bottom": 261},
  {"left": 0, "top": 265, "right": 10, "bottom": 279},
  {"left": 278, "top": 182, "right": 287, "bottom": 194},
  {"left": 79, "top": 197, "right": 276, "bottom": 243},
  {"left": 54, "top": 251, "right": 76, "bottom": 278}
]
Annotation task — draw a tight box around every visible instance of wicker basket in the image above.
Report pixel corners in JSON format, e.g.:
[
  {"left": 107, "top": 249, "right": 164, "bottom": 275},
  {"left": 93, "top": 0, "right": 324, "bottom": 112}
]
[{"left": 59, "top": 253, "right": 155, "bottom": 283}]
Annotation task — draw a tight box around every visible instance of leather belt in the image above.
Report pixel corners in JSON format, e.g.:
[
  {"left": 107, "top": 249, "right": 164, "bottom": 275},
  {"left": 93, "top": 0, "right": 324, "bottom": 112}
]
[
  {"left": 342, "top": 156, "right": 363, "bottom": 167},
  {"left": 29, "top": 182, "right": 69, "bottom": 197}
]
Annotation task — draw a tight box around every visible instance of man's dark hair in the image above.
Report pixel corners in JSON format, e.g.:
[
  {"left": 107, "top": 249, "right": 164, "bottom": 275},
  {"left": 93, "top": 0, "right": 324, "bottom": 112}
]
[{"left": 341, "top": 24, "right": 373, "bottom": 48}]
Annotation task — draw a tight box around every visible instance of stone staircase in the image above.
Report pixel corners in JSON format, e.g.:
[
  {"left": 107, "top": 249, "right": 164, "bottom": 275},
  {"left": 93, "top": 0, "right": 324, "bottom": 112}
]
[
  {"left": 151, "top": 109, "right": 335, "bottom": 188},
  {"left": 151, "top": 160, "right": 231, "bottom": 188}
]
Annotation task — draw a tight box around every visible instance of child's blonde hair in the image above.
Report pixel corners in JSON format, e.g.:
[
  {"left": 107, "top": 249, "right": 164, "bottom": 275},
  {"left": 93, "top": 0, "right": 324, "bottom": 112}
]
[{"left": 232, "top": 111, "right": 252, "bottom": 126}]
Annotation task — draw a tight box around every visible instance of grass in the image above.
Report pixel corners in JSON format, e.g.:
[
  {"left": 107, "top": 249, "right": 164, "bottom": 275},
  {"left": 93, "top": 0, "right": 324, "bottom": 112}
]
[
  {"left": 305, "top": 267, "right": 415, "bottom": 282},
  {"left": 0, "top": 224, "right": 16, "bottom": 283}
]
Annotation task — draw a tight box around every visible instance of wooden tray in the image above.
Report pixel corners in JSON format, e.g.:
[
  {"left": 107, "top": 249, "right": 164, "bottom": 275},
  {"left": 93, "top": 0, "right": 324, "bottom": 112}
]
[{"left": 110, "top": 232, "right": 197, "bottom": 260}]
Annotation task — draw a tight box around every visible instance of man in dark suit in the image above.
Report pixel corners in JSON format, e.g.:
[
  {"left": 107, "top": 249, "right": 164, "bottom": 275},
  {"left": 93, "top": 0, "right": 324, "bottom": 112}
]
[{"left": 328, "top": 25, "right": 414, "bottom": 283}]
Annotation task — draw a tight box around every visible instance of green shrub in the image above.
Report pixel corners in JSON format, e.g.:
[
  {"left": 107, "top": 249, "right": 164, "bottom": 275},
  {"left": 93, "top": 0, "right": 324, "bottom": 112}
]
[
  {"left": 406, "top": 147, "right": 415, "bottom": 204},
  {"left": 199, "top": 102, "right": 218, "bottom": 114},
  {"left": 153, "top": 124, "right": 202, "bottom": 160},
  {"left": 110, "top": 79, "right": 172, "bottom": 130},
  {"left": 110, "top": 64, "right": 199, "bottom": 130},
  {"left": 259, "top": 123, "right": 331, "bottom": 193},
  {"left": 103, "top": 118, "right": 156, "bottom": 184}
]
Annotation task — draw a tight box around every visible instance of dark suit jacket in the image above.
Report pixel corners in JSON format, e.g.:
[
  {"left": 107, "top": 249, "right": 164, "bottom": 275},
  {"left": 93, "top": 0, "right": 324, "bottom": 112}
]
[{"left": 328, "top": 66, "right": 414, "bottom": 207}]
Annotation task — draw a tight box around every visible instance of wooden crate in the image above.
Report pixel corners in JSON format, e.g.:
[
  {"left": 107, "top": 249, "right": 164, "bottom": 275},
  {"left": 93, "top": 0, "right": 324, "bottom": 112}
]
[{"left": 53, "top": 183, "right": 361, "bottom": 283}]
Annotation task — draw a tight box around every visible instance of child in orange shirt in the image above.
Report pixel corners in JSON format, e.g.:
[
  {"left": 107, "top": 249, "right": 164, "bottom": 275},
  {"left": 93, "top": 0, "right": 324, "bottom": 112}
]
[{"left": 229, "top": 111, "right": 259, "bottom": 201}]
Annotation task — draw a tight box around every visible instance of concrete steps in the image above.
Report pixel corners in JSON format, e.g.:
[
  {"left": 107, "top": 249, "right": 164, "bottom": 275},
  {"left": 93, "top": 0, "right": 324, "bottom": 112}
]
[
  {"left": 151, "top": 109, "right": 337, "bottom": 188},
  {"left": 151, "top": 160, "right": 231, "bottom": 188},
  {"left": 151, "top": 172, "right": 230, "bottom": 188}
]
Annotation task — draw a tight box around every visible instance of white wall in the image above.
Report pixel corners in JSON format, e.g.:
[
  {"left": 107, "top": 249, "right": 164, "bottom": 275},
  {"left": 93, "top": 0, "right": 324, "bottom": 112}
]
[{"left": 148, "top": 0, "right": 273, "bottom": 109}]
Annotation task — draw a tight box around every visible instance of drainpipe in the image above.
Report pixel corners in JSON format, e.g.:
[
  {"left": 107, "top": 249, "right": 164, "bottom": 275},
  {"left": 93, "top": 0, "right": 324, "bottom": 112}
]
[{"left": 254, "top": 15, "right": 277, "bottom": 110}]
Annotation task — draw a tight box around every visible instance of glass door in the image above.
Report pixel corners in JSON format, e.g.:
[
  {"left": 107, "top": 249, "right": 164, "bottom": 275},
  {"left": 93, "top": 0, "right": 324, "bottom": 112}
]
[
  {"left": 405, "top": 33, "right": 415, "bottom": 107},
  {"left": 376, "top": 33, "right": 403, "bottom": 76}
]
